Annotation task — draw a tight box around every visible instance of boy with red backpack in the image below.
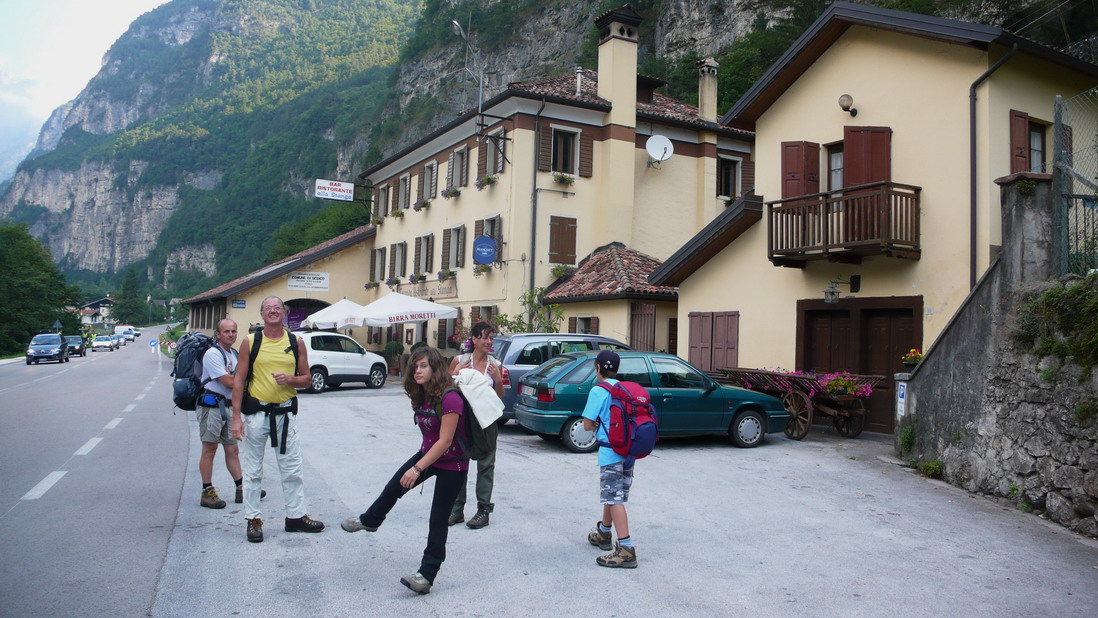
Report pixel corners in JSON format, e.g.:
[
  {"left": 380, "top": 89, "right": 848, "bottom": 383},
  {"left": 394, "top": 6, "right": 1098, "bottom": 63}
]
[{"left": 581, "top": 349, "right": 654, "bottom": 568}]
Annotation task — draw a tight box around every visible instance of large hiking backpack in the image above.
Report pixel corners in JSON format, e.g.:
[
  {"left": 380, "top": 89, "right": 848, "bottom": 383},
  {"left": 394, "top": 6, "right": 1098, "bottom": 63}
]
[
  {"left": 171, "top": 332, "right": 217, "bottom": 411},
  {"left": 437, "top": 389, "right": 498, "bottom": 461},
  {"left": 596, "top": 381, "right": 659, "bottom": 460}
]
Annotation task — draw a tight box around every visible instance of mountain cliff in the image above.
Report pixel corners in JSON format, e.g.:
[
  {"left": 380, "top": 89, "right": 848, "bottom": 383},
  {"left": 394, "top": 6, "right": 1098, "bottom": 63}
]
[{"left": 0, "top": 0, "right": 1074, "bottom": 298}]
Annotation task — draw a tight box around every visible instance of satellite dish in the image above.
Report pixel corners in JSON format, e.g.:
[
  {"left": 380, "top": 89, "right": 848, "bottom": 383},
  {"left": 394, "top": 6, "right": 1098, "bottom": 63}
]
[{"left": 645, "top": 135, "right": 674, "bottom": 168}]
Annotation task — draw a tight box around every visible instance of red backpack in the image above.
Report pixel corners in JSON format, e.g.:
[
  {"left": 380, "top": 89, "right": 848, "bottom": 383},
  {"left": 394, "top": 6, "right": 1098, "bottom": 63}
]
[{"left": 596, "top": 381, "right": 659, "bottom": 460}]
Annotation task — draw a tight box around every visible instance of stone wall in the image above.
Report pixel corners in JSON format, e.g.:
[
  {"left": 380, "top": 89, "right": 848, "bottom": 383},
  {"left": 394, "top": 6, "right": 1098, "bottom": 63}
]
[{"left": 902, "top": 174, "right": 1098, "bottom": 538}]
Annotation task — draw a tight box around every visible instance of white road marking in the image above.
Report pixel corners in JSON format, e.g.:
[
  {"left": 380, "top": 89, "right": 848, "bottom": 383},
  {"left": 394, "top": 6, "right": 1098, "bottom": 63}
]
[
  {"left": 22, "top": 471, "right": 66, "bottom": 500},
  {"left": 74, "top": 437, "right": 102, "bottom": 455},
  {"left": 135, "top": 394, "right": 145, "bottom": 400},
  {"left": 123, "top": 404, "right": 136, "bottom": 413},
  {"left": 105, "top": 418, "right": 122, "bottom": 429}
]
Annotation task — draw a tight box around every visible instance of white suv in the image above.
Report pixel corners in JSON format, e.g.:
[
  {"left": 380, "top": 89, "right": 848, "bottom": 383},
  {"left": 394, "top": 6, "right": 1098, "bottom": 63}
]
[{"left": 294, "top": 331, "right": 387, "bottom": 393}]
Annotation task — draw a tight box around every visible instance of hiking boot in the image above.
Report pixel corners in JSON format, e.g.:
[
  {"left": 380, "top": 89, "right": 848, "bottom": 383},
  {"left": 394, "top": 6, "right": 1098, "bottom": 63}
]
[
  {"left": 466, "top": 504, "right": 490, "bottom": 529},
  {"left": 596, "top": 543, "right": 637, "bottom": 568},
  {"left": 588, "top": 523, "right": 612, "bottom": 551},
  {"left": 285, "top": 515, "right": 325, "bottom": 533},
  {"left": 200, "top": 486, "right": 226, "bottom": 509},
  {"left": 447, "top": 511, "right": 465, "bottom": 526},
  {"left": 246, "top": 518, "right": 263, "bottom": 543},
  {"left": 234, "top": 485, "right": 267, "bottom": 504},
  {"left": 399, "top": 572, "right": 432, "bottom": 595},
  {"left": 341, "top": 517, "right": 378, "bottom": 533}
]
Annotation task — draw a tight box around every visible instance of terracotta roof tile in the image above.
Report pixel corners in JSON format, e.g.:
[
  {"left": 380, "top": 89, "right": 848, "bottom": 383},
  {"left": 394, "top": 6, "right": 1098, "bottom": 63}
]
[
  {"left": 545, "top": 243, "right": 677, "bottom": 301},
  {"left": 510, "top": 69, "right": 752, "bottom": 136}
]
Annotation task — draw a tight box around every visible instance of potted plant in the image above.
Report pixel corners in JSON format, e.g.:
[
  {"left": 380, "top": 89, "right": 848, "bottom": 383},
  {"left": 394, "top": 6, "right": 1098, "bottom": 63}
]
[
  {"left": 901, "top": 348, "right": 923, "bottom": 372},
  {"left": 384, "top": 340, "right": 405, "bottom": 375},
  {"left": 413, "top": 198, "right": 430, "bottom": 212},
  {"left": 390, "top": 209, "right": 404, "bottom": 219},
  {"left": 385, "top": 276, "right": 401, "bottom": 289},
  {"left": 551, "top": 265, "right": 576, "bottom": 279},
  {"left": 408, "top": 273, "right": 426, "bottom": 284},
  {"left": 371, "top": 215, "right": 384, "bottom": 225},
  {"left": 552, "top": 172, "right": 575, "bottom": 185},
  {"left": 442, "top": 187, "right": 461, "bottom": 199},
  {"left": 475, "top": 174, "right": 498, "bottom": 190},
  {"left": 364, "top": 281, "right": 379, "bottom": 290},
  {"left": 472, "top": 263, "right": 493, "bottom": 278},
  {"left": 438, "top": 269, "right": 456, "bottom": 281}
]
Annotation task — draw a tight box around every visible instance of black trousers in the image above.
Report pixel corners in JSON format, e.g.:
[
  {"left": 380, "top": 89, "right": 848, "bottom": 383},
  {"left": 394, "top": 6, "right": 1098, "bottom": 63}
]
[{"left": 360, "top": 452, "right": 468, "bottom": 583}]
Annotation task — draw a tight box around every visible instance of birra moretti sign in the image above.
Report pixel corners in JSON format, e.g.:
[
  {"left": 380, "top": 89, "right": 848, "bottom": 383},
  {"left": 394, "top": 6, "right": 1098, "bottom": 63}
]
[{"left": 314, "top": 179, "right": 354, "bottom": 202}]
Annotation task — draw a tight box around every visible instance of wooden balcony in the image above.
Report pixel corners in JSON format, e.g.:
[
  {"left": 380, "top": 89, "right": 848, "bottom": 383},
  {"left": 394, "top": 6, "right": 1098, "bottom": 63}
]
[{"left": 767, "top": 181, "right": 921, "bottom": 267}]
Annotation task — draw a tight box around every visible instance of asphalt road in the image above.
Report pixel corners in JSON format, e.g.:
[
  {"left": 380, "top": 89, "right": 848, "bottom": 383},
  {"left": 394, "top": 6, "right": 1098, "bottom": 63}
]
[{"left": 2, "top": 330, "right": 1097, "bottom": 616}]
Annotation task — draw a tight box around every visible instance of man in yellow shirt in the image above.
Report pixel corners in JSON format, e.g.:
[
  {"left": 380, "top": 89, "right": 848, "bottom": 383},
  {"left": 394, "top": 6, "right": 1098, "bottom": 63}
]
[{"left": 231, "top": 296, "right": 325, "bottom": 543}]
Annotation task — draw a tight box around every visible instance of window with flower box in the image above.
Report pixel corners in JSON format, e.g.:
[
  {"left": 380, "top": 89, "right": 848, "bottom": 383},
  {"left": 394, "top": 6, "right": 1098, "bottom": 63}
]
[
  {"left": 397, "top": 174, "right": 411, "bottom": 210},
  {"left": 389, "top": 241, "right": 407, "bottom": 278},
  {"left": 419, "top": 161, "right": 438, "bottom": 200},
  {"left": 370, "top": 247, "right": 386, "bottom": 283},
  {"left": 414, "top": 233, "right": 434, "bottom": 275},
  {"left": 447, "top": 147, "right": 469, "bottom": 190},
  {"left": 442, "top": 225, "right": 466, "bottom": 270}
]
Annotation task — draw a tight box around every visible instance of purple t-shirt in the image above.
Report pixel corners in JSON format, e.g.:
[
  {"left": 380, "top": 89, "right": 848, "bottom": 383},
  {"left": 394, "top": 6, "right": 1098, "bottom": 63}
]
[{"left": 414, "top": 390, "right": 469, "bottom": 471}]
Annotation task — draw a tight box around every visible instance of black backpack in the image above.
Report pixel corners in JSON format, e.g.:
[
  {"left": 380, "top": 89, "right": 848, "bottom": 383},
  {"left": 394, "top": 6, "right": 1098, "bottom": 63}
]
[
  {"left": 171, "top": 332, "right": 221, "bottom": 411},
  {"left": 436, "top": 388, "right": 498, "bottom": 461}
]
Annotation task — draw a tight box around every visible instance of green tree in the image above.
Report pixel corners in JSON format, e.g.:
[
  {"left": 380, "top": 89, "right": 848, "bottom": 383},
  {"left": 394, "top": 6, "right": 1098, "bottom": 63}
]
[
  {"left": 0, "top": 222, "right": 81, "bottom": 354},
  {"left": 112, "top": 267, "right": 147, "bottom": 324},
  {"left": 490, "top": 288, "right": 564, "bottom": 335}
]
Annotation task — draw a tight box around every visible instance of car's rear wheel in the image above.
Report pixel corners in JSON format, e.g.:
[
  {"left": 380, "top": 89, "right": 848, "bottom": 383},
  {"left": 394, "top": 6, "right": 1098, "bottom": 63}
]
[
  {"left": 309, "top": 368, "right": 328, "bottom": 393},
  {"left": 729, "top": 409, "right": 765, "bottom": 448},
  {"left": 560, "top": 416, "right": 598, "bottom": 453},
  {"left": 367, "top": 365, "right": 386, "bottom": 389}
]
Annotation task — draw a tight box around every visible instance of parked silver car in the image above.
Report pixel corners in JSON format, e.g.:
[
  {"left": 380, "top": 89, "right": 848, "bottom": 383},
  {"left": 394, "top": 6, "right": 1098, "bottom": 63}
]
[{"left": 491, "top": 333, "right": 631, "bottom": 419}]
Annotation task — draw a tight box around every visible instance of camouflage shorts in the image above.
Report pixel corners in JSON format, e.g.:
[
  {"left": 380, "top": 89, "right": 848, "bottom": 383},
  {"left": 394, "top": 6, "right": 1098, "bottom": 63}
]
[{"left": 599, "top": 461, "right": 634, "bottom": 505}]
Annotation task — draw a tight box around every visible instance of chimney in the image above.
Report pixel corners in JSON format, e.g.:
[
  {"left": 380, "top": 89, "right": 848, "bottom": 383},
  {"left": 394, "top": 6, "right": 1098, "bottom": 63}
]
[
  {"left": 697, "top": 57, "right": 719, "bottom": 123},
  {"left": 593, "top": 5, "right": 642, "bottom": 128}
]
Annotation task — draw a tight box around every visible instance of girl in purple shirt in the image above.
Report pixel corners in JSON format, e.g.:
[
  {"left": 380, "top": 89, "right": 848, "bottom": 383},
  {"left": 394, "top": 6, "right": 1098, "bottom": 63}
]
[{"left": 340, "top": 347, "right": 469, "bottom": 594}]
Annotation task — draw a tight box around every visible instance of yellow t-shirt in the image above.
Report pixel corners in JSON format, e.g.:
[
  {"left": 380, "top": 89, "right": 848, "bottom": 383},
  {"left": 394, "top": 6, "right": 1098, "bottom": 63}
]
[{"left": 249, "top": 331, "right": 298, "bottom": 404}]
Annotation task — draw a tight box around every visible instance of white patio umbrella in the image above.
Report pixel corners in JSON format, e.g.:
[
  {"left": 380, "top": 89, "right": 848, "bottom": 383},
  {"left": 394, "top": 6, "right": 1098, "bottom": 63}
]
[
  {"left": 299, "top": 298, "right": 365, "bottom": 330},
  {"left": 349, "top": 291, "right": 458, "bottom": 327}
]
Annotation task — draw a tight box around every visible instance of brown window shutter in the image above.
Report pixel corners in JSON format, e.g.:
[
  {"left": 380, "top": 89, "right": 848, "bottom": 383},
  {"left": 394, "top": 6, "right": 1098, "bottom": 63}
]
[
  {"left": 427, "top": 234, "right": 434, "bottom": 273},
  {"left": 475, "top": 219, "right": 484, "bottom": 239},
  {"left": 1009, "top": 110, "right": 1030, "bottom": 174},
  {"left": 548, "top": 217, "right": 563, "bottom": 263},
  {"left": 843, "top": 126, "right": 892, "bottom": 187},
  {"left": 568, "top": 317, "right": 577, "bottom": 333},
  {"left": 492, "top": 215, "right": 503, "bottom": 246},
  {"left": 742, "top": 160, "right": 755, "bottom": 194},
  {"left": 538, "top": 124, "right": 552, "bottom": 172},
  {"left": 781, "top": 141, "right": 820, "bottom": 198},
  {"left": 564, "top": 217, "right": 576, "bottom": 264},
  {"left": 400, "top": 242, "right": 407, "bottom": 276},
  {"left": 446, "top": 152, "right": 455, "bottom": 189},
  {"left": 369, "top": 250, "right": 376, "bottom": 282},
  {"left": 417, "top": 170, "right": 425, "bottom": 200},
  {"left": 379, "top": 248, "right": 386, "bottom": 279},
  {"left": 414, "top": 237, "right": 422, "bottom": 274},
  {"left": 590, "top": 316, "right": 599, "bottom": 335},
  {"left": 548, "top": 216, "right": 577, "bottom": 264},
  {"left": 429, "top": 162, "right": 438, "bottom": 197},
  {"left": 497, "top": 129, "right": 506, "bottom": 173},
  {"left": 579, "top": 130, "right": 594, "bottom": 177},
  {"left": 389, "top": 244, "right": 396, "bottom": 277},
  {"left": 470, "top": 306, "right": 481, "bottom": 323},
  {"left": 441, "top": 230, "right": 451, "bottom": 270},
  {"left": 461, "top": 148, "right": 469, "bottom": 187},
  {"left": 478, "top": 138, "right": 488, "bottom": 179},
  {"left": 457, "top": 225, "right": 466, "bottom": 267},
  {"left": 390, "top": 183, "right": 399, "bottom": 212}
]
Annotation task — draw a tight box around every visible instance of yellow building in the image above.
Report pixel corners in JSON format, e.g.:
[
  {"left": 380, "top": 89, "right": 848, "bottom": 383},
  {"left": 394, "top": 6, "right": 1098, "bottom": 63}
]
[
  {"left": 651, "top": 2, "right": 1098, "bottom": 434},
  {"left": 185, "top": 5, "right": 752, "bottom": 353}
]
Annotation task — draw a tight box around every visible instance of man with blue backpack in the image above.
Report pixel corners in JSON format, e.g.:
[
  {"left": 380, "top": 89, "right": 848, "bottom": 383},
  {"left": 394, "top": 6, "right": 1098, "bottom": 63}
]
[{"left": 581, "top": 350, "right": 658, "bottom": 569}]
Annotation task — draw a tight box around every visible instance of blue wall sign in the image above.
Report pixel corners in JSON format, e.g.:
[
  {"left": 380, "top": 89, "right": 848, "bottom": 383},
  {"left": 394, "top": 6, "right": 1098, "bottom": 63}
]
[
  {"left": 232, "top": 300, "right": 246, "bottom": 309},
  {"left": 472, "top": 236, "right": 497, "bottom": 265}
]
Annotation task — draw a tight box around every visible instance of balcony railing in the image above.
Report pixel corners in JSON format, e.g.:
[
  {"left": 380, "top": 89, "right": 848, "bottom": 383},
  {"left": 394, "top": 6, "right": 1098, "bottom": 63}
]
[{"left": 766, "top": 181, "right": 921, "bottom": 267}]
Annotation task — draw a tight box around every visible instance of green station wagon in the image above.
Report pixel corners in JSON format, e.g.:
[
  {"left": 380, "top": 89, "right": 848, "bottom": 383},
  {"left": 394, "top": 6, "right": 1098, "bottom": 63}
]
[{"left": 514, "top": 351, "right": 790, "bottom": 452}]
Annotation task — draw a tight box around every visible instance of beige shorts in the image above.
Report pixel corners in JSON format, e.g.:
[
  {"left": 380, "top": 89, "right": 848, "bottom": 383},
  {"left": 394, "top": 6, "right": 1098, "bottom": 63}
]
[{"left": 197, "top": 403, "right": 237, "bottom": 445}]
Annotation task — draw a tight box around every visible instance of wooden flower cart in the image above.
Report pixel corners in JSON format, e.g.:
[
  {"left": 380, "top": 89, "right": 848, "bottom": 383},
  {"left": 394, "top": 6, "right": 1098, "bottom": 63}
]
[{"left": 708, "top": 368, "right": 884, "bottom": 440}]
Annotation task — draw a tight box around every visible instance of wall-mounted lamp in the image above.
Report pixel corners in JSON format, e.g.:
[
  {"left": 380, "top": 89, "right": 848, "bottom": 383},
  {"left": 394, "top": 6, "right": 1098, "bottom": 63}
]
[
  {"left": 838, "top": 94, "right": 858, "bottom": 117},
  {"left": 823, "top": 275, "right": 861, "bottom": 304}
]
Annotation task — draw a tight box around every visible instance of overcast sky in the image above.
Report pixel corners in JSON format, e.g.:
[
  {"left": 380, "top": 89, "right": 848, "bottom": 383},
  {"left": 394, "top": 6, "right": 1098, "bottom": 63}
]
[{"left": 0, "top": 0, "right": 169, "bottom": 178}]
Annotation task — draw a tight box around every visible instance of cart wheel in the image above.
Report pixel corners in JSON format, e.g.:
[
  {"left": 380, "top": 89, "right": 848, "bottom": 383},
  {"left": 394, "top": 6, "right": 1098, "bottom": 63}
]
[
  {"left": 782, "top": 391, "right": 812, "bottom": 440},
  {"left": 832, "top": 400, "right": 865, "bottom": 438}
]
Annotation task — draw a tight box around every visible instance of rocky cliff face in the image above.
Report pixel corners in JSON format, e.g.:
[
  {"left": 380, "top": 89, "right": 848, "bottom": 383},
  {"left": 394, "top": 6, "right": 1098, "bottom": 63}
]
[{"left": 1, "top": 0, "right": 761, "bottom": 286}]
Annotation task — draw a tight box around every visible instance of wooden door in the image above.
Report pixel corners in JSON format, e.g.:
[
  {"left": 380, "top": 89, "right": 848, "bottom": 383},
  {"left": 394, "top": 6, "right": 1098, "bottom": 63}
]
[
  {"left": 805, "top": 310, "right": 852, "bottom": 373},
  {"left": 861, "top": 310, "right": 914, "bottom": 434}
]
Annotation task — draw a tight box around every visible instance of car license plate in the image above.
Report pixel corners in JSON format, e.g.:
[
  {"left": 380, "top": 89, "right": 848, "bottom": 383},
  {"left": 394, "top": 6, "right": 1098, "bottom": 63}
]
[{"left": 521, "top": 385, "right": 535, "bottom": 397}]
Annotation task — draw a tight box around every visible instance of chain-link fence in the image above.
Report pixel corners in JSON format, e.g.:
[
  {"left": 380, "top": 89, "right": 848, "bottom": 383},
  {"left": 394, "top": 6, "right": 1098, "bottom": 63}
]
[{"left": 1054, "top": 89, "right": 1098, "bottom": 275}]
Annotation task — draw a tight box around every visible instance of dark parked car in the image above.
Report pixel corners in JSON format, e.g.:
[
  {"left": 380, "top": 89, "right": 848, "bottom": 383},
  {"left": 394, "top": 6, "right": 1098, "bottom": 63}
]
[
  {"left": 514, "top": 350, "right": 789, "bottom": 452},
  {"left": 491, "top": 333, "right": 630, "bottom": 419},
  {"left": 63, "top": 335, "right": 87, "bottom": 357},
  {"left": 26, "top": 333, "right": 69, "bottom": 364}
]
